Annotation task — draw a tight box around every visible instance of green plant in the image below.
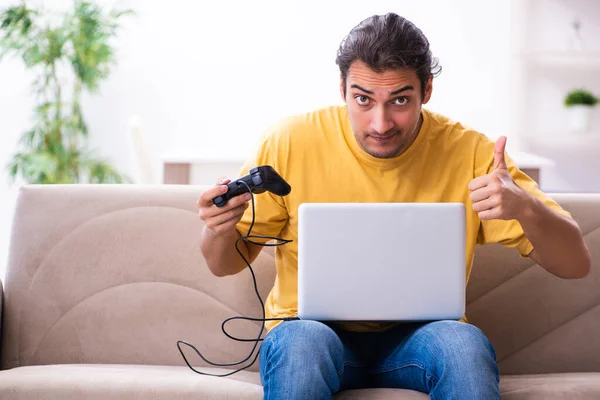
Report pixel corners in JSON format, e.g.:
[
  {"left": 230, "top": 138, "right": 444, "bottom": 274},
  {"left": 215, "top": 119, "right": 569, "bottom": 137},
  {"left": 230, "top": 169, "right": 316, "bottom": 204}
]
[
  {"left": 0, "top": 1, "right": 133, "bottom": 184},
  {"left": 564, "top": 88, "right": 599, "bottom": 107}
]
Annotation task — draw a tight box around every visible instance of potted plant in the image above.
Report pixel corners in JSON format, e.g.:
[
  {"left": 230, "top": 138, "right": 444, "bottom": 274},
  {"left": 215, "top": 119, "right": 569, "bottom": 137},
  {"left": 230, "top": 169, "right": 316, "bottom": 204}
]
[
  {"left": 0, "top": 1, "right": 133, "bottom": 184},
  {"left": 564, "top": 88, "right": 598, "bottom": 133}
]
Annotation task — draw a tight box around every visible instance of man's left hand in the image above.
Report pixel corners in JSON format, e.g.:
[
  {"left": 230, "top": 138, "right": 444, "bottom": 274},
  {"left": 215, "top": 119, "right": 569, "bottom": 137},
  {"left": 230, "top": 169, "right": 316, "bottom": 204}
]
[{"left": 468, "top": 136, "right": 531, "bottom": 221}]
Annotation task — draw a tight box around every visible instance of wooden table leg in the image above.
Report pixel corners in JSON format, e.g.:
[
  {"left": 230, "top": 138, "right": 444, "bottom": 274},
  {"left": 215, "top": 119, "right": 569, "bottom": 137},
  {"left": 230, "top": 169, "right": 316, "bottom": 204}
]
[
  {"left": 521, "top": 167, "right": 540, "bottom": 185},
  {"left": 163, "top": 163, "right": 191, "bottom": 184}
]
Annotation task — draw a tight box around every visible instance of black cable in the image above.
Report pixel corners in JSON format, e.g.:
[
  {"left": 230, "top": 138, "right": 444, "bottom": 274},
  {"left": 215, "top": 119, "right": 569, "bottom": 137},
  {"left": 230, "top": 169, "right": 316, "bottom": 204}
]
[{"left": 177, "top": 180, "right": 297, "bottom": 377}]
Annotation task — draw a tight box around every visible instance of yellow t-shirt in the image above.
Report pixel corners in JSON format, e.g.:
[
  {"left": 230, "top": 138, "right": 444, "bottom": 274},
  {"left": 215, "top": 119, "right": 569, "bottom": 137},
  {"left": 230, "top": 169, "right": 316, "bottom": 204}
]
[{"left": 235, "top": 105, "right": 570, "bottom": 332}]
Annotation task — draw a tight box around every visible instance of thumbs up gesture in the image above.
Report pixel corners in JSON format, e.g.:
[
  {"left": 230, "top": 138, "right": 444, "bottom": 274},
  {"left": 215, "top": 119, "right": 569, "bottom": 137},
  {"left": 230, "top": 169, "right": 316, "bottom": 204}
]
[{"left": 468, "top": 136, "right": 529, "bottom": 221}]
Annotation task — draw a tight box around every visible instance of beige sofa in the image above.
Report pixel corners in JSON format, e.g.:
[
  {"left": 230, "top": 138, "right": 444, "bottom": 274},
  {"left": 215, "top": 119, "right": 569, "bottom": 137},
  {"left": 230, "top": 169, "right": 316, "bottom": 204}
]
[{"left": 0, "top": 184, "right": 599, "bottom": 399}]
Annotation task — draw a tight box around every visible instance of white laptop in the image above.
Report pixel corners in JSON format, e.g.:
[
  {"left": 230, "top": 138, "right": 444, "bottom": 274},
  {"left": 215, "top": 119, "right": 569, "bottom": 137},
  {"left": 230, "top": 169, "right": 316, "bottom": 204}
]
[{"left": 297, "top": 202, "right": 466, "bottom": 322}]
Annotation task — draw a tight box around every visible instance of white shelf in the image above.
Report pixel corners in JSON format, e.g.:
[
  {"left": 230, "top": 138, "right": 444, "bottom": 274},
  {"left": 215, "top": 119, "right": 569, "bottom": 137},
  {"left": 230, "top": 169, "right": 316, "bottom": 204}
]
[
  {"left": 161, "top": 154, "right": 246, "bottom": 164},
  {"left": 518, "top": 51, "right": 600, "bottom": 69},
  {"left": 524, "top": 134, "right": 600, "bottom": 151},
  {"left": 510, "top": 151, "right": 555, "bottom": 169}
]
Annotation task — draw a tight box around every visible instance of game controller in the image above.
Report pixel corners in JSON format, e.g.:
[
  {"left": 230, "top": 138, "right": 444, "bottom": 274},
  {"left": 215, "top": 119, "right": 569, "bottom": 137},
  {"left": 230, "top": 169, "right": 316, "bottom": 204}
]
[{"left": 212, "top": 165, "right": 291, "bottom": 207}]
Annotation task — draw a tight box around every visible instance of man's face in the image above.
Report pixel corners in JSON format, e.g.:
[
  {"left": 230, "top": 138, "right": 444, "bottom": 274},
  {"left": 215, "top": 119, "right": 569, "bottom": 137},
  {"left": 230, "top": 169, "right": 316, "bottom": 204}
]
[{"left": 341, "top": 61, "right": 432, "bottom": 159}]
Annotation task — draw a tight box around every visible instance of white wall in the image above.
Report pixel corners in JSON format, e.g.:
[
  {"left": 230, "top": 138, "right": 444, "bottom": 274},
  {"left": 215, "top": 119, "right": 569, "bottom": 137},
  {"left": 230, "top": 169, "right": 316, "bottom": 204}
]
[
  {"left": 79, "top": 0, "right": 514, "bottom": 171},
  {"left": 0, "top": 0, "right": 515, "bottom": 279}
]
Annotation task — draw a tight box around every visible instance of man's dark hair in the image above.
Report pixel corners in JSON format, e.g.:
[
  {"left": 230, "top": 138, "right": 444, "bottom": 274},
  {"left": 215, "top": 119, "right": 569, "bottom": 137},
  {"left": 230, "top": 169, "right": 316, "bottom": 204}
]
[{"left": 336, "top": 13, "right": 441, "bottom": 100}]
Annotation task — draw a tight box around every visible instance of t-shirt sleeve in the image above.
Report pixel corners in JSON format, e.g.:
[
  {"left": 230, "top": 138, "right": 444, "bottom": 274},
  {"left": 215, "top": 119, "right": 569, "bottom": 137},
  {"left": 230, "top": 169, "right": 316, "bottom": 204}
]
[
  {"left": 235, "top": 128, "right": 289, "bottom": 243},
  {"left": 474, "top": 137, "right": 572, "bottom": 257}
]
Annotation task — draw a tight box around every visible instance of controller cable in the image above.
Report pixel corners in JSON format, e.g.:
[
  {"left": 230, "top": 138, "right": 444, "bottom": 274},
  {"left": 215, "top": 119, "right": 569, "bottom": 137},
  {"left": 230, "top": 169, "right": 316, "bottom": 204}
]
[{"left": 177, "top": 180, "right": 298, "bottom": 377}]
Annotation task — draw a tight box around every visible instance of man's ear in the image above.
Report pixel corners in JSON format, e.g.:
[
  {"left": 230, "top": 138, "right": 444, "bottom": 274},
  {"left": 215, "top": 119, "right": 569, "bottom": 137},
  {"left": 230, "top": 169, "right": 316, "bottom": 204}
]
[
  {"left": 422, "top": 76, "right": 433, "bottom": 104},
  {"left": 339, "top": 75, "right": 346, "bottom": 103}
]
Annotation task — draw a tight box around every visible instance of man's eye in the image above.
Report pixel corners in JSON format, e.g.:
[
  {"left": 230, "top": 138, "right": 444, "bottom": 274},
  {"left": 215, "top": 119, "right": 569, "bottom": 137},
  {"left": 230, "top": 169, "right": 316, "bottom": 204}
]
[
  {"left": 394, "top": 97, "right": 408, "bottom": 105},
  {"left": 355, "top": 95, "right": 370, "bottom": 106}
]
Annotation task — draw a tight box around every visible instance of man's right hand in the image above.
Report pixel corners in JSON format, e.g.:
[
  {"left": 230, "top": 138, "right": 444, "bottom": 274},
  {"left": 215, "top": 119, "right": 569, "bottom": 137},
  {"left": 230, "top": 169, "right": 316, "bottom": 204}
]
[{"left": 197, "top": 177, "right": 252, "bottom": 236}]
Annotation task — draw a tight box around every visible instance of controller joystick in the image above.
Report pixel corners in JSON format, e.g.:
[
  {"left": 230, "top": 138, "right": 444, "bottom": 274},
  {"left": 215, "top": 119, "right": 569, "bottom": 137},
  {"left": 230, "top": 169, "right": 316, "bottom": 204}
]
[{"left": 212, "top": 165, "right": 291, "bottom": 207}]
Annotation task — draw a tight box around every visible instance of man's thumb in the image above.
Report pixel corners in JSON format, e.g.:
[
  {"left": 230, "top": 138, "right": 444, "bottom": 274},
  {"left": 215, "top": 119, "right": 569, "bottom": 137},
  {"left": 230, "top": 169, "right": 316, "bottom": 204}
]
[
  {"left": 216, "top": 176, "right": 231, "bottom": 185},
  {"left": 493, "top": 136, "right": 508, "bottom": 170}
]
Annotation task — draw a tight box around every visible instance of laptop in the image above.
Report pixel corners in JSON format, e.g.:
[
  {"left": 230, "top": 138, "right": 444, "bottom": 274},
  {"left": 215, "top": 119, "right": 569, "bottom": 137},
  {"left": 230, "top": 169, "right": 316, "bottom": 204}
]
[{"left": 297, "top": 202, "right": 466, "bottom": 322}]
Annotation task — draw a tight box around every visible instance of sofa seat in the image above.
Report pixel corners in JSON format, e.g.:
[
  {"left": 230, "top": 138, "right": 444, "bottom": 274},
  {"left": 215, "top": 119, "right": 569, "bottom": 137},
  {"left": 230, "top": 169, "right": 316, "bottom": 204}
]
[
  {"left": 1, "top": 364, "right": 599, "bottom": 400},
  {"left": 0, "top": 364, "right": 261, "bottom": 400},
  {"left": 499, "top": 373, "right": 600, "bottom": 399},
  {"left": 0, "top": 364, "right": 427, "bottom": 399}
]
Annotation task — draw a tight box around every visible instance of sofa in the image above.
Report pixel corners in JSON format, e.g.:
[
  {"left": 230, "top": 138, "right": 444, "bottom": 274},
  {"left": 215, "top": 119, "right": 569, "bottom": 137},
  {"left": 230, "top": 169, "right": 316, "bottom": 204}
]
[{"left": 0, "top": 184, "right": 598, "bottom": 399}]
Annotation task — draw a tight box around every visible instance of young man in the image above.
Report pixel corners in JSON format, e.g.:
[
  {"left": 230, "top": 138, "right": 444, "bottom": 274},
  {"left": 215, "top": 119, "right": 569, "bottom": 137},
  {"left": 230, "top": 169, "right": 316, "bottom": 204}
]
[{"left": 197, "top": 13, "right": 591, "bottom": 399}]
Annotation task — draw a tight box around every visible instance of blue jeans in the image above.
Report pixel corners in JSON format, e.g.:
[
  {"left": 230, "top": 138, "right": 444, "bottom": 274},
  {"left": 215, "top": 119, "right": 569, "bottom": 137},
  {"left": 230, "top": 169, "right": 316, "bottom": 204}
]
[{"left": 259, "top": 320, "right": 500, "bottom": 399}]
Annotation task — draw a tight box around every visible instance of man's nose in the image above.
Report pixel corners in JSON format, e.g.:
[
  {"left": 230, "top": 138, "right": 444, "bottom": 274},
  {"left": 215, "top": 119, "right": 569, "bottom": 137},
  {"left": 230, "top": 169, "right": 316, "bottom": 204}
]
[{"left": 370, "top": 107, "right": 394, "bottom": 134}]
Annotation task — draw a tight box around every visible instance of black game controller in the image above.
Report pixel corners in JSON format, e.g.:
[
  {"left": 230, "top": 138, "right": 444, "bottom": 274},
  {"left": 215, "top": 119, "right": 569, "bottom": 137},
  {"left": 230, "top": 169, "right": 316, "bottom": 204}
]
[{"left": 212, "top": 165, "right": 291, "bottom": 207}]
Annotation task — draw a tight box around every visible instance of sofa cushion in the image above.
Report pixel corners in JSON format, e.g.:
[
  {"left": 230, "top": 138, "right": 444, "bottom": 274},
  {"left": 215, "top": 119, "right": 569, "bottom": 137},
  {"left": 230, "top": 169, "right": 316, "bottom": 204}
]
[
  {"left": 0, "top": 364, "right": 427, "bottom": 399},
  {"left": 335, "top": 388, "right": 428, "bottom": 399},
  {"left": 1, "top": 364, "right": 599, "bottom": 399},
  {"left": 0, "top": 364, "right": 262, "bottom": 399},
  {"left": 500, "top": 373, "right": 600, "bottom": 399},
  {"left": 1, "top": 185, "right": 277, "bottom": 371},
  {"left": 467, "top": 193, "right": 600, "bottom": 375}
]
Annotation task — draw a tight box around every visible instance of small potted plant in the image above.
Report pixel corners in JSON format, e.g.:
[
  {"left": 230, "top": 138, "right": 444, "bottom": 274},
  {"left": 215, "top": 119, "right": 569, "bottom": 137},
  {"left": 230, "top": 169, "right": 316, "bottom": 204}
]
[{"left": 564, "top": 88, "right": 598, "bottom": 133}]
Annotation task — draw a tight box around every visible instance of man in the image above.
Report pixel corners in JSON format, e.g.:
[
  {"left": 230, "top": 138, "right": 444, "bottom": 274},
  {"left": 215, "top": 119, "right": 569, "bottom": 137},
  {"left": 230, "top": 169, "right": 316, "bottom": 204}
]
[{"left": 197, "top": 13, "right": 591, "bottom": 399}]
